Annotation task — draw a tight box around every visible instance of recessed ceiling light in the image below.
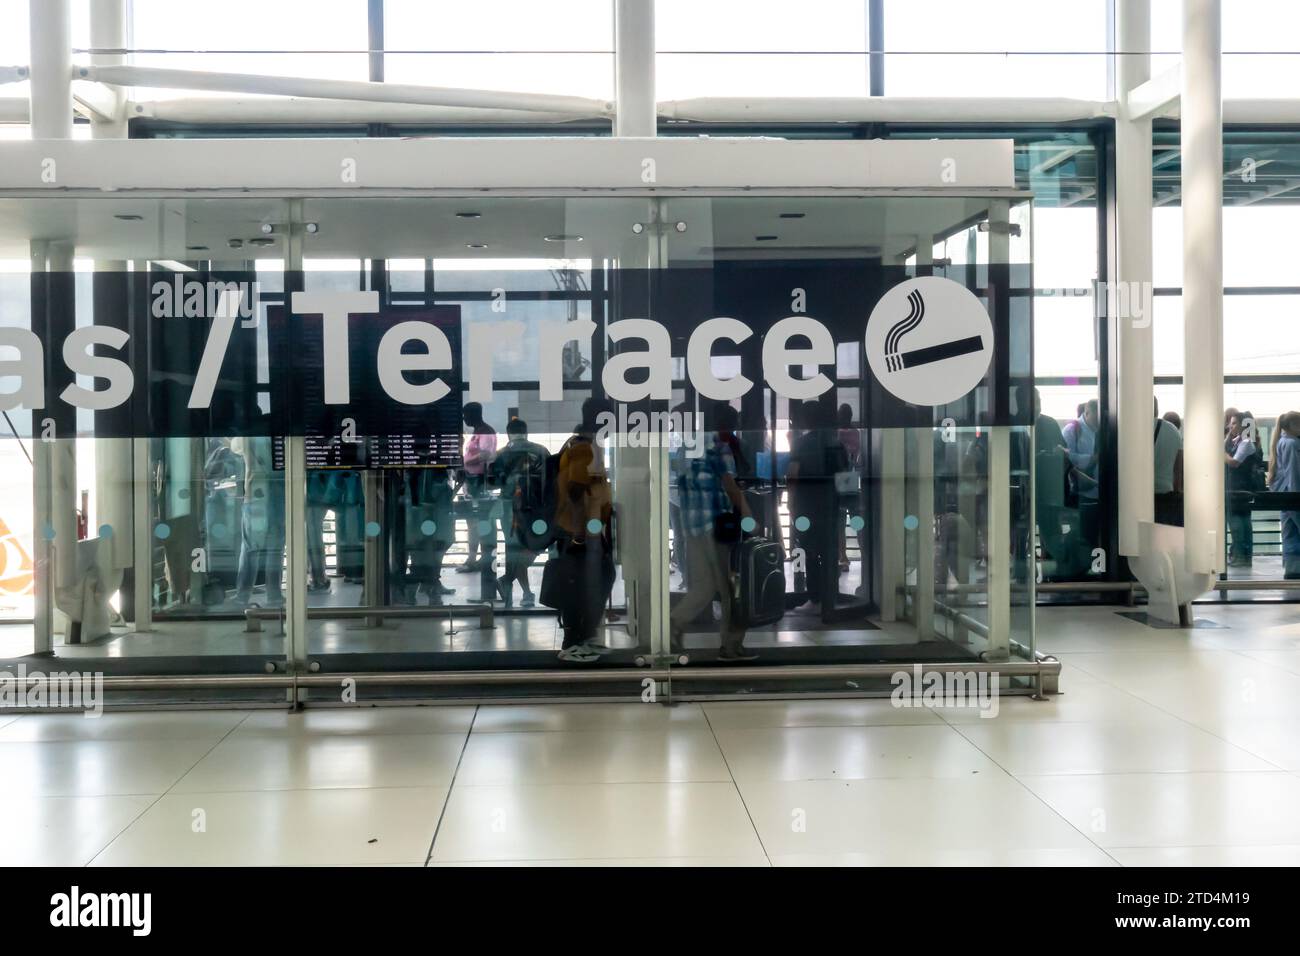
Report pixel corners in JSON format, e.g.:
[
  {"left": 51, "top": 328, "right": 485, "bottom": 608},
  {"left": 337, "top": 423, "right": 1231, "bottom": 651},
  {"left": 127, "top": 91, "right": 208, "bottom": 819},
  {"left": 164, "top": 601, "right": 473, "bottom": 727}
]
[
  {"left": 466, "top": 243, "right": 488, "bottom": 250},
  {"left": 779, "top": 212, "right": 805, "bottom": 219},
  {"left": 227, "top": 239, "right": 244, "bottom": 249},
  {"left": 755, "top": 235, "right": 779, "bottom": 241},
  {"left": 186, "top": 245, "right": 209, "bottom": 252},
  {"left": 249, "top": 237, "right": 275, "bottom": 247},
  {"left": 543, "top": 234, "right": 583, "bottom": 242},
  {"left": 114, "top": 214, "right": 143, "bottom": 222},
  {"left": 455, "top": 212, "right": 482, "bottom": 220}
]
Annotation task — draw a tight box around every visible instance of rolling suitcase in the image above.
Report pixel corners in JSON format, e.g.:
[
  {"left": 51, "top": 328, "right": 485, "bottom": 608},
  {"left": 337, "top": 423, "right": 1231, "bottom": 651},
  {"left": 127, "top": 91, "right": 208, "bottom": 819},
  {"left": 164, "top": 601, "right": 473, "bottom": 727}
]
[{"left": 733, "top": 536, "right": 785, "bottom": 627}]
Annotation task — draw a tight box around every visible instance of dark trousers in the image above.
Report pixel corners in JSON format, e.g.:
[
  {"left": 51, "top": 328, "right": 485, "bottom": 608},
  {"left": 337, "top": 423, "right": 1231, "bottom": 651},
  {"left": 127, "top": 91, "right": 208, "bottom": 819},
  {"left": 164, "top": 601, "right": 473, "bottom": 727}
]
[
  {"left": 1155, "top": 492, "right": 1184, "bottom": 527},
  {"left": 235, "top": 491, "right": 285, "bottom": 604},
  {"left": 556, "top": 541, "right": 615, "bottom": 647},
  {"left": 670, "top": 534, "right": 744, "bottom": 650},
  {"left": 1227, "top": 494, "right": 1253, "bottom": 561},
  {"left": 794, "top": 491, "right": 836, "bottom": 604},
  {"left": 1281, "top": 511, "right": 1300, "bottom": 578}
]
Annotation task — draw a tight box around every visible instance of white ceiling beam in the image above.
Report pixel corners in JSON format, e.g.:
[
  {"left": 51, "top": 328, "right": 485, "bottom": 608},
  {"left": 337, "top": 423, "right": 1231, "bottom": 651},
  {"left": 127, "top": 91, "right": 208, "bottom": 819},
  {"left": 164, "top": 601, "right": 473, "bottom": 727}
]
[
  {"left": 131, "top": 96, "right": 589, "bottom": 126},
  {"left": 1, "top": 66, "right": 30, "bottom": 85},
  {"left": 0, "top": 98, "right": 27, "bottom": 122},
  {"left": 659, "top": 96, "right": 1114, "bottom": 124},
  {"left": 79, "top": 64, "right": 613, "bottom": 118},
  {"left": 1123, "top": 64, "right": 1181, "bottom": 121},
  {"left": 1222, "top": 98, "right": 1300, "bottom": 124},
  {"left": 72, "top": 80, "right": 119, "bottom": 122}
]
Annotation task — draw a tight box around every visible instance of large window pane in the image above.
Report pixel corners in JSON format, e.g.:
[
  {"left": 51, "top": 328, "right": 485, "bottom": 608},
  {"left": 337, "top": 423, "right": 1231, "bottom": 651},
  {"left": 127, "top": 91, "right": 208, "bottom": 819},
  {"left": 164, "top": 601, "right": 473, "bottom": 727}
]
[
  {"left": 384, "top": 0, "right": 613, "bottom": 98},
  {"left": 657, "top": 0, "right": 868, "bottom": 98},
  {"left": 883, "top": 0, "right": 1108, "bottom": 98},
  {"left": 131, "top": 0, "right": 370, "bottom": 99}
]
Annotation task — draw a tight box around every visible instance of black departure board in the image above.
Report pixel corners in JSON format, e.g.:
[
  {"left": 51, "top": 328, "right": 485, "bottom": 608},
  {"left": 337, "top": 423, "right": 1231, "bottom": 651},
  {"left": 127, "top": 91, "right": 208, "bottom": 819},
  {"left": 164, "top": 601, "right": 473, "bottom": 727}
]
[{"left": 268, "top": 304, "right": 465, "bottom": 470}]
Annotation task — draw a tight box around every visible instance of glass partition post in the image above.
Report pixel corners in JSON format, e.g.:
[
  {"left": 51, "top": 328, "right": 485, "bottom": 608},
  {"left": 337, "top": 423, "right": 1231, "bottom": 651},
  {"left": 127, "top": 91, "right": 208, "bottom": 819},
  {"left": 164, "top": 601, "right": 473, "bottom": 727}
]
[
  {"left": 284, "top": 199, "right": 309, "bottom": 689},
  {"left": 911, "top": 425, "right": 937, "bottom": 642},
  {"left": 985, "top": 198, "right": 1014, "bottom": 661}
]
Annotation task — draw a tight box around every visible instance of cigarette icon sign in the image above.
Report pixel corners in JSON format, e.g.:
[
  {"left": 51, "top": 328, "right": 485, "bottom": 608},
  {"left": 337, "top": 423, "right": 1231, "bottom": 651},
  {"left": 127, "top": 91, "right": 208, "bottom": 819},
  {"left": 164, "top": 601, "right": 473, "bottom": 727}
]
[
  {"left": 885, "top": 290, "right": 984, "bottom": 372},
  {"left": 866, "top": 276, "right": 994, "bottom": 408},
  {"left": 897, "top": 334, "right": 985, "bottom": 370}
]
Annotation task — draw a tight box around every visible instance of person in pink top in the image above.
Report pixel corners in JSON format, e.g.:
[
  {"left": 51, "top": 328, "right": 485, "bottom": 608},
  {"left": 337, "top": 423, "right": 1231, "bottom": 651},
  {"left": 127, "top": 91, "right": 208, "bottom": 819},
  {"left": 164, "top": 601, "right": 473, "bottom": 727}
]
[{"left": 458, "top": 401, "right": 499, "bottom": 572}]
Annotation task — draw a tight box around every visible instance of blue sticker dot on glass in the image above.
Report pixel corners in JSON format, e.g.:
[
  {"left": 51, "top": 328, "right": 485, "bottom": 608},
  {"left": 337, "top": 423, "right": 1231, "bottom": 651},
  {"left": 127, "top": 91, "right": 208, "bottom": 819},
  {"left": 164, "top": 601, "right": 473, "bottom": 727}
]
[
  {"left": 98, "top": 524, "right": 113, "bottom": 539},
  {"left": 177, "top": 487, "right": 190, "bottom": 500},
  {"left": 365, "top": 521, "right": 381, "bottom": 538},
  {"left": 420, "top": 519, "right": 436, "bottom": 536},
  {"left": 794, "top": 515, "right": 811, "bottom": 532},
  {"left": 531, "top": 519, "right": 548, "bottom": 536},
  {"left": 903, "top": 514, "right": 920, "bottom": 531},
  {"left": 154, "top": 522, "right": 171, "bottom": 540},
  {"left": 850, "top": 515, "right": 865, "bottom": 532},
  {"left": 477, "top": 520, "right": 492, "bottom": 536},
  {"left": 41, "top": 523, "right": 55, "bottom": 541},
  {"left": 586, "top": 518, "right": 603, "bottom": 535},
  {"left": 740, "top": 516, "right": 757, "bottom": 533}
]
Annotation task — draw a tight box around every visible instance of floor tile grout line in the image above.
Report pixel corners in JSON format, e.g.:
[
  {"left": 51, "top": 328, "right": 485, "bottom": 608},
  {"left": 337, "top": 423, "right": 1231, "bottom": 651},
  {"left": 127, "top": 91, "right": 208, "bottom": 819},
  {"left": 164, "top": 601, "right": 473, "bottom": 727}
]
[
  {"left": 1030, "top": 646, "right": 1300, "bottom": 773},
  {"left": 937, "top": 712, "right": 1291, "bottom": 774},
  {"left": 700, "top": 704, "right": 773, "bottom": 867},
  {"left": 941, "top": 717, "right": 1127, "bottom": 867},
  {"left": 82, "top": 709, "right": 256, "bottom": 867},
  {"left": 423, "top": 704, "right": 480, "bottom": 867}
]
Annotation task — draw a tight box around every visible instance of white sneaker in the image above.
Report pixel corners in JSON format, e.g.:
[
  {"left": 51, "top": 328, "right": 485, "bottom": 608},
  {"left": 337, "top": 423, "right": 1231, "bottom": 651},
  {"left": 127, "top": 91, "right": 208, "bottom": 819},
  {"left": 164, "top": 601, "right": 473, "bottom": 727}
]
[
  {"left": 581, "top": 640, "right": 613, "bottom": 655},
  {"left": 558, "top": 645, "right": 599, "bottom": 663}
]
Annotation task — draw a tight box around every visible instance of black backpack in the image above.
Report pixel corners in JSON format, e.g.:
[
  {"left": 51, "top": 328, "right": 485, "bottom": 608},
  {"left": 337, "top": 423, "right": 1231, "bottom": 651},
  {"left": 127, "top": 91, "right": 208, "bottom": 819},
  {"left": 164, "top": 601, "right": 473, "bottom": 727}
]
[{"left": 513, "top": 447, "right": 561, "bottom": 551}]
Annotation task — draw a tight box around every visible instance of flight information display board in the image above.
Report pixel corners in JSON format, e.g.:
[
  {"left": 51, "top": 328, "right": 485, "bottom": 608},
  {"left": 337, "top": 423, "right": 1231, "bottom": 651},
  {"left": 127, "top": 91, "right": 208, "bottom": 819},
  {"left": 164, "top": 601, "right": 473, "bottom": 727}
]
[{"left": 268, "top": 304, "right": 464, "bottom": 470}]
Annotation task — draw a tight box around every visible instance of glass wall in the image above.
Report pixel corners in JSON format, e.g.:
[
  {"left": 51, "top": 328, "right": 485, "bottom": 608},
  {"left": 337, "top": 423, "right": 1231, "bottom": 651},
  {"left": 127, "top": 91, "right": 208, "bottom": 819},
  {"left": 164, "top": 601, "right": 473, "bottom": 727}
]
[
  {"left": 892, "top": 130, "right": 1104, "bottom": 591},
  {"left": 0, "top": 198, "right": 291, "bottom": 692},
  {"left": 1152, "top": 129, "right": 1300, "bottom": 591},
  {"left": 0, "top": 190, "right": 1035, "bottom": 693}
]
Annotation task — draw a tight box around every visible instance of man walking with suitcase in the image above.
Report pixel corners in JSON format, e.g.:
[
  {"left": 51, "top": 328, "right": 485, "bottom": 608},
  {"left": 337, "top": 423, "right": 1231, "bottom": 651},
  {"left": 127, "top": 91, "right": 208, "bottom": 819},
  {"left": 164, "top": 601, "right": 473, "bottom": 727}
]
[{"left": 669, "top": 402, "right": 756, "bottom": 662}]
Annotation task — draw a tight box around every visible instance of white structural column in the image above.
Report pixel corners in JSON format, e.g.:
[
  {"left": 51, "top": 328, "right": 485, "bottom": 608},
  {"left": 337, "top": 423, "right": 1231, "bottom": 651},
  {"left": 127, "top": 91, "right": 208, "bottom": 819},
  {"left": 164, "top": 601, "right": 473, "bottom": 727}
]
[
  {"left": 612, "top": 0, "right": 667, "bottom": 655},
  {"left": 90, "top": 0, "right": 138, "bottom": 634},
  {"left": 28, "top": 0, "right": 72, "bottom": 138},
  {"left": 88, "top": 0, "right": 129, "bottom": 137},
  {"left": 614, "top": 0, "right": 655, "bottom": 138},
  {"left": 1115, "top": 0, "right": 1155, "bottom": 557},
  {"left": 28, "top": 2, "right": 73, "bottom": 649},
  {"left": 1181, "top": 0, "right": 1225, "bottom": 575}
]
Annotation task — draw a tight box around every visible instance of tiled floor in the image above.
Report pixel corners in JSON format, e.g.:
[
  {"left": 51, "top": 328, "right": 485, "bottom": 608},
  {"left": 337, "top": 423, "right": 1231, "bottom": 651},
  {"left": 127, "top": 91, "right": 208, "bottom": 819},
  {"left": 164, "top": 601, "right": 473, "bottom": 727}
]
[{"left": 3, "top": 601, "right": 1300, "bottom": 866}]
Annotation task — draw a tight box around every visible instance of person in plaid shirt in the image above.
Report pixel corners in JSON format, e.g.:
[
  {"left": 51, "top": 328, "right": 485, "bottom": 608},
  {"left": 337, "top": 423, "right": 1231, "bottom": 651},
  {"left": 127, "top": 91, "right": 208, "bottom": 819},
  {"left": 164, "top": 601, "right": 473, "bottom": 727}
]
[{"left": 670, "top": 402, "right": 755, "bottom": 662}]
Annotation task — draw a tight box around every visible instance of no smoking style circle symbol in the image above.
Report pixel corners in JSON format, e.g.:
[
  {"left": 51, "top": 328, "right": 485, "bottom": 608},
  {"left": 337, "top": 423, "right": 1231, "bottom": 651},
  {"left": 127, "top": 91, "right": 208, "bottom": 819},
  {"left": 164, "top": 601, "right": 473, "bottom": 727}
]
[{"left": 865, "top": 276, "right": 993, "bottom": 407}]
